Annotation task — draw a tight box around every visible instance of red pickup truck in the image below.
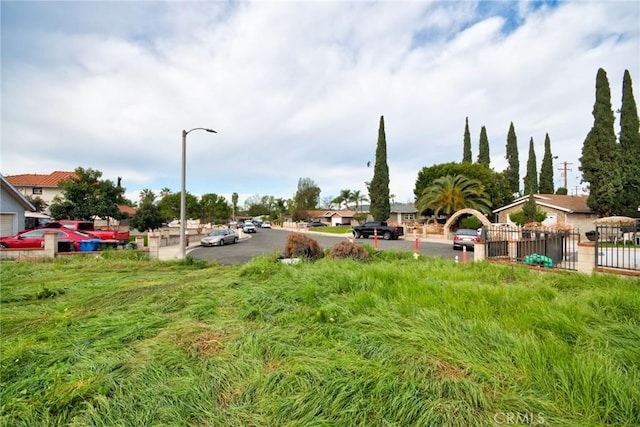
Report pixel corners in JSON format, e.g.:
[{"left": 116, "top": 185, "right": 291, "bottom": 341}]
[{"left": 45, "top": 220, "right": 130, "bottom": 245}]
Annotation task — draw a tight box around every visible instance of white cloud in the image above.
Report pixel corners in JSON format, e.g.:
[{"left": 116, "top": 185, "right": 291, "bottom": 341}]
[{"left": 1, "top": 1, "right": 638, "bottom": 208}]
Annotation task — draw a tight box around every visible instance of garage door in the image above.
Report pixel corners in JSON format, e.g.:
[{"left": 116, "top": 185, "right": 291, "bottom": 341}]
[{"left": 0, "top": 214, "right": 16, "bottom": 237}]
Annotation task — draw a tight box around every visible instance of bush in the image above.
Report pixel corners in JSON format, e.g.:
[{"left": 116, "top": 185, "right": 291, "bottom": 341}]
[
  {"left": 461, "top": 215, "right": 481, "bottom": 230},
  {"left": 328, "top": 240, "right": 370, "bottom": 261},
  {"left": 283, "top": 233, "right": 324, "bottom": 261}
]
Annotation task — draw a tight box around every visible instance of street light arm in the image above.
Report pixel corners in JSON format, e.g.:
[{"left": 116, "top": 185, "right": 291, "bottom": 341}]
[{"left": 184, "top": 128, "right": 217, "bottom": 136}]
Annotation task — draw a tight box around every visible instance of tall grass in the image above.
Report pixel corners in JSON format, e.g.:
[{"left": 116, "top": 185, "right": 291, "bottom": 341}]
[{"left": 1, "top": 253, "right": 639, "bottom": 426}]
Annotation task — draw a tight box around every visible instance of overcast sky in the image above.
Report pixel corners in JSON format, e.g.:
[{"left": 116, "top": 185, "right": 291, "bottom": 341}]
[{"left": 1, "top": 1, "right": 639, "bottom": 208}]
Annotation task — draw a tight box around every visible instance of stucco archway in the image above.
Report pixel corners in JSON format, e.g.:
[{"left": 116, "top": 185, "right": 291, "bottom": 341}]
[{"left": 443, "top": 208, "right": 491, "bottom": 238}]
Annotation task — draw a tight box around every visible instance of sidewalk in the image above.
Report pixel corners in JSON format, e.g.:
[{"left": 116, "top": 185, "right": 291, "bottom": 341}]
[{"left": 158, "top": 241, "right": 201, "bottom": 261}]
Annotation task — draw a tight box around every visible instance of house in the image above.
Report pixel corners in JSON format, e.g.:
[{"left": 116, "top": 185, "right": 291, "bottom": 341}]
[
  {"left": 1, "top": 174, "right": 36, "bottom": 236},
  {"left": 4, "top": 171, "right": 77, "bottom": 207},
  {"left": 357, "top": 203, "right": 419, "bottom": 226},
  {"left": 5, "top": 171, "right": 135, "bottom": 224},
  {"left": 492, "top": 194, "right": 596, "bottom": 231},
  {"left": 305, "top": 210, "right": 356, "bottom": 226}
]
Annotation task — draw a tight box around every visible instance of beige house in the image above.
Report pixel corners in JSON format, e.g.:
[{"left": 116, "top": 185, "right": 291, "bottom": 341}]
[
  {"left": 4, "top": 171, "right": 77, "bottom": 206},
  {"left": 4, "top": 171, "right": 134, "bottom": 224},
  {"left": 493, "top": 194, "right": 596, "bottom": 231}
]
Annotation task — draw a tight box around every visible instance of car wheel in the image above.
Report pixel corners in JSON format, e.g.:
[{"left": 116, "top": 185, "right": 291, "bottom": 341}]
[
  {"left": 0, "top": 243, "right": 8, "bottom": 249},
  {"left": 354, "top": 231, "right": 361, "bottom": 239},
  {"left": 233, "top": 237, "right": 238, "bottom": 244},
  {"left": 219, "top": 239, "right": 225, "bottom": 246},
  {"left": 383, "top": 231, "right": 392, "bottom": 240}
]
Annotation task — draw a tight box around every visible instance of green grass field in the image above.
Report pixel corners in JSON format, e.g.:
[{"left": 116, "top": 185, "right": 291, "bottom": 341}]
[{"left": 1, "top": 251, "right": 639, "bottom": 426}]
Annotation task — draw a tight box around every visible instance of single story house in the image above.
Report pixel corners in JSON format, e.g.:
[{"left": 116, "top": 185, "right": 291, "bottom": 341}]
[
  {"left": 492, "top": 194, "right": 596, "bottom": 231},
  {"left": 305, "top": 210, "right": 356, "bottom": 226},
  {"left": 1, "top": 174, "right": 36, "bottom": 236}
]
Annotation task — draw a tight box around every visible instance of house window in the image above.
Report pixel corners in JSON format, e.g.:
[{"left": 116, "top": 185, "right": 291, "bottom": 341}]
[
  {"left": 403, "top": 213, "right": 415, "bottom": 221},
  {"left": 32, "top": 187, "right": 43, "bottom": 195}
]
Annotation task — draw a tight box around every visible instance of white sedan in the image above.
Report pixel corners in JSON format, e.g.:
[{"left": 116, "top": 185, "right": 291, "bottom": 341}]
[
  {"left": 201, "top": 228, "right": 239, "bottom": 247},
  {"left": 261, "top": 221, "right": 272, "bottom": 229}
]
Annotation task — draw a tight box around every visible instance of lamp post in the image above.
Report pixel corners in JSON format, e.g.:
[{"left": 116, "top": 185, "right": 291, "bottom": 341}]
[{"left": 180, "top": 127, "right": 217, "bottom": 259}]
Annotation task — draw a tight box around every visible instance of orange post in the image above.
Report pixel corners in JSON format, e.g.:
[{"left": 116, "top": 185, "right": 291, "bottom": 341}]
[
  {"left": 374, "top": 227, "right": 379, "bottom": 250},
  {"left": 462, "top": 245, "right": 468, "bottom": 263}
]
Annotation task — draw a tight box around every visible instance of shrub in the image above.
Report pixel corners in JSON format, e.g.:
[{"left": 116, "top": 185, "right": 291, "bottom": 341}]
[
  {"left": 283, "top": 233, "right": 324, "bottom": 261},
  {"left": 328, "top": 240, "right": 370, "bottom": 261}
]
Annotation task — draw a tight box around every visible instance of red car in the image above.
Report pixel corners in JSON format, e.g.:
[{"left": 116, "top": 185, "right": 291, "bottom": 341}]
[{"left": 0, "top": 228, "right": 95, "bottom": 251}]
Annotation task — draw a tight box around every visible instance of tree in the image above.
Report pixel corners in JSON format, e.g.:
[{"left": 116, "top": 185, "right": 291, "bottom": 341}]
[
  {"left": 416, "top": 174, "right": 491, "bottom": 217},
  {"left": 332, "top": 189, "right": 353, "bottom": 210},
  {"left": 505, "top": 122, "right": 520, "bottom": 196},
  {"left": 477, "top": 125, "right": 490, "bottom": 166},
  {"left": 539, "top": 133, "right": 554, "bottom": 194},
  {"left": 158, "top": 192, "right": 199, "bottom": 221},
  {"left": 368, "top": 116, "right": 391, "bottom": 222},
  {"left": 579, "top": 68, "right": 623, "bottom": 216},
  {"left": 463, "top": 117, "right": 472, "bottom": 163},
  {"left": 200, "top": 193, "right": 231, "bottom": 224},
  {"left": 522, "top": 192, "right": 538, "bottom": 224},
  {"left": 231, "top": 192, "right": 239, "bottom": 220},
  {"left": 130, "top": 189, "right": 165, "bottom": 232},
  {"left": 414, "top": 162, "right": 512, "bottom": 219},
  {"left": 25, "top": 195, "right": 48, "bottom": 212},
  {"left": 351, "top": 190, "right": 368, "bottom": 211},
  {"left": 619, "top": 69, "right": 640, "bottom": 217},
  {"left": 293, "top": 177, "right": 321, "bottom": 210},
  {"left": 523, "top": 137, "right": 538, "bottom": 195},
  {"left": 49, "top": 167, "right": 126, "bottom": 221}
]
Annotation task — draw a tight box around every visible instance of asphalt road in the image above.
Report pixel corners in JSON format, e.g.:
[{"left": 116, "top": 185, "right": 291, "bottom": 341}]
[{"left": 189, "top": 228, "right": 472, "bottom": 265}]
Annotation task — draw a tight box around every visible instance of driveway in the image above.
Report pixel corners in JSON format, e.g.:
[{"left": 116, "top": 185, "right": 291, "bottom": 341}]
[{"left": 189, "top": 228, "right": 471, "bottom": 265}]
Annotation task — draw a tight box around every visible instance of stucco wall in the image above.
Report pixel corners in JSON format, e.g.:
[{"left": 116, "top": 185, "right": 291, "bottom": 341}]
[{"left": 0, "top": 187, "right": 27, "bottom": 236}]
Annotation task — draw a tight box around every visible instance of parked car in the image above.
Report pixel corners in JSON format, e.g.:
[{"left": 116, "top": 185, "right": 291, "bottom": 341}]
[
  {"left": 307, "top": 221, "right": 328, "bottom": 228},
  {"left": 0, "top": 228, "right": 95, "bottom": 251},
  {"left": 261, "top": 221, "right": 272, "bottom": 229},
  {"left": 200, "top": 228, "right": 239, "bottom": 247},
  {"left": 243, "top": 223, "right": 257, "bottom": 233},
  {"left": 453, "top": 228, "right": 480, "bottom": 250}
]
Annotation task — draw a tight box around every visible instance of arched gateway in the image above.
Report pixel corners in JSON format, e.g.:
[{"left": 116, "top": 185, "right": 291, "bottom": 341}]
[{"left": 443, "top": 208, "right": 491, "bottom": 237}]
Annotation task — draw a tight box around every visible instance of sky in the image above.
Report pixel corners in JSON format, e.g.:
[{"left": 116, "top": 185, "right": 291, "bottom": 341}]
[{"left": 1, "top": 0, "right": 639, "bottom": 209}]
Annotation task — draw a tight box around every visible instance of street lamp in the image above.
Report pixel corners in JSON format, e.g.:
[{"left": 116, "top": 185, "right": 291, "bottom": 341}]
[{"left": 180, "top": 127, "right": 217, "bottom": 259}]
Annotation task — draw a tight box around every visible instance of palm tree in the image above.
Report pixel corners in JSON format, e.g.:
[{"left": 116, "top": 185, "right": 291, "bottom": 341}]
[
  {"left": 416, "top": 174, "right": 491, "bottom": 217},
  {"left": 139, "top": 189, "right": 156, "bottom": 204},
  {"left": 349, "top": 190, "right": 368, "bottom": 211},
  {"left": 332, "top": 189, "right": 353, "bottom": 210},
  {"left": 159, "top": 187, "right": 172, "bottom": 198}
]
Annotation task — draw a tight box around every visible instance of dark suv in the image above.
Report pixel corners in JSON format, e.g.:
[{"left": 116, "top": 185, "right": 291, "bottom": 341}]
[{"left": 307, "top": 221, "right": 328, "bottom": 228}]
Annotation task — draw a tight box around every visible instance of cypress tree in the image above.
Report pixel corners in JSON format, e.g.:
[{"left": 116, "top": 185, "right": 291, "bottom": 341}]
[
  {"left": 619, "top": 69, "right": 640, "bottom": 217},
  {"left": 523, "top": 137, "right": 538, "bottom": 194},
  {"left": 477, "top": 125, "right": 490, "bottom": 166},
  {"left": 579, "top": 68, "right": 623, "bottom": 217},
  {"left": 539, "top": 133, "right": 554, "bottom": 194},
  {"left": 522, "top": 192, "right": 537, "bottom": 224},
  {"left": 369, "top": 115, "right": 391, "bottom": 222},
  {"left": 505, "top": 122, "right": 520, "bottom": 196},
  {"left": 463, "top": 117, "right": 472, "bottom": 163}
]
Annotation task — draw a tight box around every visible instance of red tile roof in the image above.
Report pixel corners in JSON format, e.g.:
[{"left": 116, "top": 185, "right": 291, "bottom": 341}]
[{"left": 5, "top": 171, "right": 78, "bottom": 187}]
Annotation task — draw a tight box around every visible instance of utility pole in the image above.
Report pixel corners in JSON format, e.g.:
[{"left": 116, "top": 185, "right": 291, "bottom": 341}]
[{"left": 557, "top": 161, "right": 573, "bottom": 190}]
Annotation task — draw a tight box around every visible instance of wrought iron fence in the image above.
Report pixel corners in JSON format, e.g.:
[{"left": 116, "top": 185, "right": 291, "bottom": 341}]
[
  {"left": 482, "top": 225, "right": 579, "bottom": 271},
  {"left": 594, "top": 222, "right": 640, "bottom": 272}
]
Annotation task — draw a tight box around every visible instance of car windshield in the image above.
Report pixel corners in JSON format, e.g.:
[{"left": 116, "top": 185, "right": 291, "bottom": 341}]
[
  {"left": 209, "top": 230, "right": 226, "bottom": 236},
  {"left": 456, "top": 229, "right": 478, "bottom": 236}
]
